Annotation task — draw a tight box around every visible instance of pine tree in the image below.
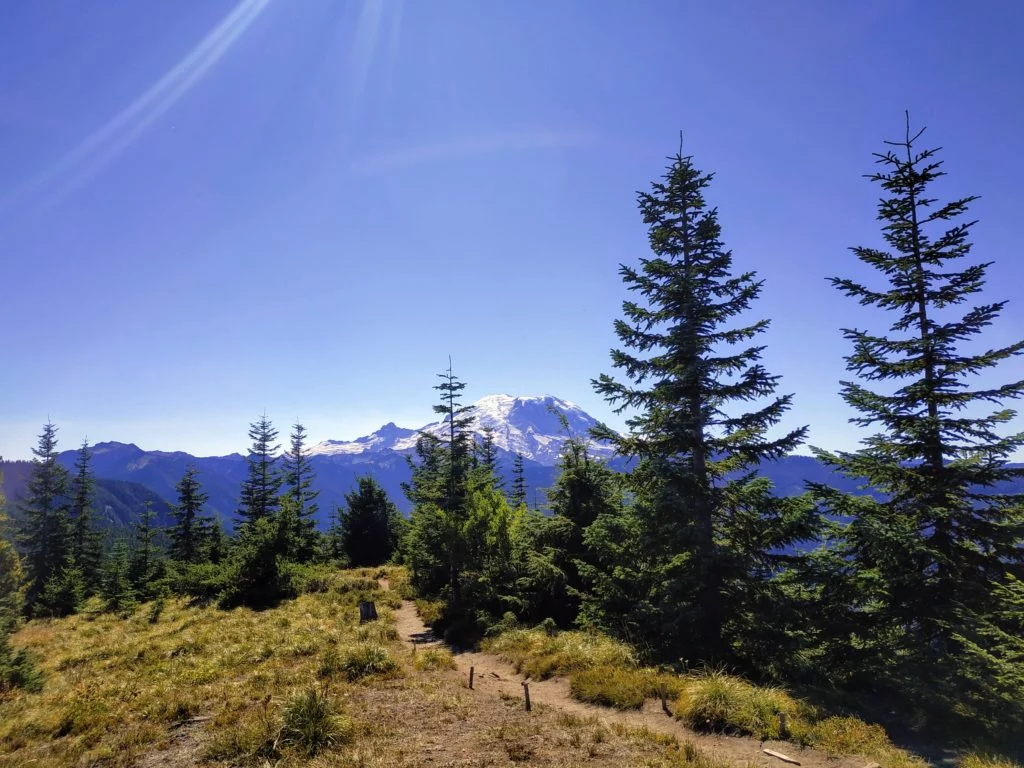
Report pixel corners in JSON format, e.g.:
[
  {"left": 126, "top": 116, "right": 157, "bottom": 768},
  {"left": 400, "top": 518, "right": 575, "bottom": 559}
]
[
  {"left": 593, "top": 137, "right": 813, "bottom": 665},
  {"left": 510, "top": 452, "right": 527, "bottom": 508},
  {"left": 68, "top": 441, "right": 103, "bottom": 592},
  {"left": 404, "top": 363, "right": 477, "bottom": 611},
  {"left": 1, "top": 469, "right": 41, "bottom": 692},
  {"left": 282, "top": 421, "right": 320, "bottom": 561},
  {"left": 813, "top": 116, "right": 1024, "bottom": 694},
  {"left": 169, "top": 465, "right": 212, "bottom": 564},
  {"left": 237, "top": 414, "right": 283, "bottom": 529},
  {"left": 17, "top": 422, "right": 72, "bottom": 611},
  {"left": 477, "top": 426, "right": 502, "bottom": 487},
  {"left": 207, "top": 518, "right": 229, "bottom": 564},
  {"left": 338, "top": 476, "right": 405, "bottom": 567},
  {"left": 100, "top": 539, "right": 136, "bottom": 615},
  {"left": 129, "top": 502, "right": 162, "bottom": 599}
]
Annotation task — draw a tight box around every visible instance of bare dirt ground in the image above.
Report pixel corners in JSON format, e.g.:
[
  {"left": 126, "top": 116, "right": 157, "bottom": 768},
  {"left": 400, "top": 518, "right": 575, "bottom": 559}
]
[{"left": 392, "top": 597, "right": 870, "bottom": 768}]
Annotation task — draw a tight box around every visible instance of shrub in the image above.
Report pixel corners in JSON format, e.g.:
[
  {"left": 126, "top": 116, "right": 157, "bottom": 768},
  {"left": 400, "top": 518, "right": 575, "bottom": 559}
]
[
  {"left": 280, "top": 687, "right": 351, "bottom": 757},
  {"left": 320, "top": 643, "right": 400, "bottom": 682},
  {"left": 0, "top": 636, "right": 43, "bottom": 694},
  {"left": 36, "top": 562, "right": 86, "bottom": 618},
  {"left": 673, "top": 669, "right": 807, "bottom": 740},
  {"left": 571, "top": 666, "right": 648, "bottom": 709},
  {"left": 284, "top": 563, "right": 334, "bottom": 594},
  {"left": 219, "top": 518, "right": 297, "bottom": 608},
  {"left": 415, "top": 599, "right": 445, "bottom": 626},
  {"left": 413, "top": 648, "right": 457, "bottom": 672},
  {"left": 482, "top": 628, "right": 637, "bottom": 679}
]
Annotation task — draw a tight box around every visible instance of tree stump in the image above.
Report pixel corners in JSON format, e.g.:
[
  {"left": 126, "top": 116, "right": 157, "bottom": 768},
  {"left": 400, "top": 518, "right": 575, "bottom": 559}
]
[{"left": 359, "top": 601, "right": 378, "bottom": 623}]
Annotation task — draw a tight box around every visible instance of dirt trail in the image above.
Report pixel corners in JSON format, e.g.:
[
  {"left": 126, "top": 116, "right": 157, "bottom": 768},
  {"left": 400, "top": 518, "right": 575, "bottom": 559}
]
[{"left": 392, "top": 596, "right": 868, "bottom": 768}]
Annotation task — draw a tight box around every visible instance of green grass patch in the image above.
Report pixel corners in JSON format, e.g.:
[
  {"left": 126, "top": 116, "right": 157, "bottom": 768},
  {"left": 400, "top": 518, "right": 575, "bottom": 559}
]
[
  {"left": 481, "top": 628, "right": 637, "bottom": 679},
  {"left": 415, "top": 599, "right": 445, "bottom": 626},
  {"left": 413, "top": 648, "right": 457, "bottom": 672},
  {"left": 320, "top": 643, "right": 401, "bottom": 682}
]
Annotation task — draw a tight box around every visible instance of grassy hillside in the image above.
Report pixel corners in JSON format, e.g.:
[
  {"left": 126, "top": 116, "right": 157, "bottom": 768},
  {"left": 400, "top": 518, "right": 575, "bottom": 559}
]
[{"left": 1, "top": 567, "right": 764, "bottom": 768}]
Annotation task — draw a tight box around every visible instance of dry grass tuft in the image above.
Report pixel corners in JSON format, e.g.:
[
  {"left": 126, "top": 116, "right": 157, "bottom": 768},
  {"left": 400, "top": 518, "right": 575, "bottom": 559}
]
[
  {"left": 413, "top": 647, "right": 457, "bottom": 672},
  {"left": 960, "top": 755, "right": 1023, "bottom": 768},
  {"left": 482, "top": 627, "right": 637, "bottom": 679}
]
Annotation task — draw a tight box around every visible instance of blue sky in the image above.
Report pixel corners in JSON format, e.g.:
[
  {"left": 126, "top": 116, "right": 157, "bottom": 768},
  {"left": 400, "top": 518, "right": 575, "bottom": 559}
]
[{"left": 2, "top": 0, "right": 1023, "bottom": 460}]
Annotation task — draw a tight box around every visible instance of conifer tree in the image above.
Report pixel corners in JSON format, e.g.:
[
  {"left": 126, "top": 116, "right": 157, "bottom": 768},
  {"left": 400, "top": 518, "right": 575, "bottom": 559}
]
[
  {"left": 207, "top": 518, "right": 229, "bottom": 565},
  {"left": 813, "top": 116, "right": 1024, "bottom": 694},
  {"left": 404, "top": 363, "right": 477, "bottom": 611},
  {"left": 68, "top": 441, "right": 103, "bottom": 592},
  {"left": 510, "top": 452, "right": 527, "bottom": 508},
  {"left": 1, "top": 470, "right": 41, "bottom": 692},
  {"left": 282, "top": 421, "right": 320, "bottom": 561},
  {"left": 594, "top": 137, "right": 813, "bottom": 664},
  {"left": 169, "top": 465, "right": 212, "bottom": 564},
  {"left": 338, "top": 476, "right": 405, "bottom": 567},
  {"left": 129, "top": 502, "right": 162, "bottom": 599},
  {"left": 17, "top": 422, "right": 72, "bottom": 611},
  {"left": 100, "top": 539, "right": 136, "bottom": 614},
  {"left": 237, "top": 414, "right": 283, "bottom": 529},
  {"left": 477, "top": 426, "right": 502, "bottom": 487}
]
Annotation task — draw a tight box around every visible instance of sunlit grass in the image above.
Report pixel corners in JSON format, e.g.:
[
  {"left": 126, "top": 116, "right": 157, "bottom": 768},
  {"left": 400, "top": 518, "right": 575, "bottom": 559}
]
[{"left": 0, "top": 568, "right": 402, "bottom": 767}]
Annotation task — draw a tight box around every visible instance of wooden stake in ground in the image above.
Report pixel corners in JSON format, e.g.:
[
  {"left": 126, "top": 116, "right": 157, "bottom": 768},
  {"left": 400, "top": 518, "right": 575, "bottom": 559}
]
[
  {"left": 469, "top": 666, "right": 474, "bottom": 690},
  {"left": 522, "top": 681, "right": 531, "bottom": 712}
]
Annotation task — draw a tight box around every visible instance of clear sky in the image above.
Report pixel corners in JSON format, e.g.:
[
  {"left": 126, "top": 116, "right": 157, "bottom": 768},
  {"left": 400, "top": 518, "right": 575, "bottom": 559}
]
[{"left": 2, "top": 0, "right": 1023, "bottom": 460}]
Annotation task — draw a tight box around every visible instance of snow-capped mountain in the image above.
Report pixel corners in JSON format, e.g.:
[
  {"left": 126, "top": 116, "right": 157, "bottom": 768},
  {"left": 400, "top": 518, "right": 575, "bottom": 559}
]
[{"left": 308, "top": 394, "right": 615, "bottom": 465}]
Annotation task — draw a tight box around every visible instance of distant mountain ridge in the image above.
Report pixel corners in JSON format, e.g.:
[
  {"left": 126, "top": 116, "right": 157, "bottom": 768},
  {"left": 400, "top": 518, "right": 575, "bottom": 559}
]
[{"left": 3, "top": 394, "right": 1022, "bottom": 530}]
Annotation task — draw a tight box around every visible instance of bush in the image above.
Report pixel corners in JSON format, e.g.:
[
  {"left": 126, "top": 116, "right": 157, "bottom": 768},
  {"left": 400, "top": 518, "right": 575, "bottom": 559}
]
[
  {"left": 673, "top": 669, "right": 807, "bottom": 740},
  {"left": 168, "top": 561, "right": 223, "bottom": 602},
  {"left": 0, "top": 636, "right": 43, "bottom": 694},
  {"left": 284, "top": 563, "right": 334, "bottom": 594},
  {"left": 415, "top": 599, "right": 445, "bottom": 626},
  {"left": 482, "top": 628, "right": 637, "bottom": 679},
  {"left": 413, "top": 648, "right": 457, "bottom": 671},
  {"left": 320, "top": 643, "right": 401, "bottom": 682},
  {"left": 570, "top": 666, "right": 649, "bottom": 709},
  {"left": 219, "top": 518, "right": 297, "bottom": 608},
  {"left": 36, "top": 563, "right": 86, "bottom": 618},
  {"left": 280, "top": 687, "right": 351, "bottom": 757}
]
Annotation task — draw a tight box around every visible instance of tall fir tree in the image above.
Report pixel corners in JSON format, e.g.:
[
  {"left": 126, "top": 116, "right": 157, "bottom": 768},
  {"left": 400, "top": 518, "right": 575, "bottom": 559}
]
[
  {"left": 17, "top": 422, "right": 72, "bottom": 611},
  {"left": 282, "top": 421, "right": 320, "bottom": 561},
  {"left": 68, "top": 441, "right": 103, "bottom": 592},
  {"left": 812, "top": 116, "right": 1024, "bottom": 698},
  {"left": 0, "top": 468, "right": 25, "bottom": 635},
  {"left": 237, "top": 414, "right": 283, "bottom": 529},
  {"left": 169, "top": 465, "right": 212, "bottom": 564},
  {"left": 129, "top": 502, "right": 162, "bottom": 600},
  {"left": 477, "top": 426, "right": 502, "bottom": 487},
  {"left": 510, "top": 452, "right": 527, "bottom": 508},
  {"left": 404, "top": 363, "right": 477, "bottom": 611},
  {"left": 593, "top": 138, "right": 814, "bottom": 665}
]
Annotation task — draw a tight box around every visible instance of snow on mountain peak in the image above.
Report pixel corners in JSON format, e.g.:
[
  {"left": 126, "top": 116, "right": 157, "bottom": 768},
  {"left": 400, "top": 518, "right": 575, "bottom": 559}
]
[{"left": 308, "top": 394, "right": 613, "bottom": 464}]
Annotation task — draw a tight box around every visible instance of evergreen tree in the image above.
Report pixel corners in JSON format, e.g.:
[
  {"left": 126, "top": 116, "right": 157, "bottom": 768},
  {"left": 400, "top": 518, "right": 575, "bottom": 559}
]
[
  {"left": 282, "top": 421, "right": 320, "bottom": 561},
  {"left": 17, "top": 422, "right": 71, "bottom": 611},
  {"left": 169, "top": 465, "right": 212, "bottom": 564},
  {"left": 813, "top": 116, "right": 1024, "bottom": 698},
  {"left": 1, "top": 469, "right": 42, "bottom": 693},
  {"left": 129, "top": 502, "right": 163, "bottom": 599},
  {"left": 207, "top": 518, "right": 229, "bottom": 565},
  {"left": 101, "top": 539, "right": 136, "bottom": 615},
  {"left": 339, "top": 476, "right": 405, "bottom": 567},
  {"left": 237, "top": 414, "right": 283, "bottom": 529},
  {"left": 593, "top": 138, "right": 813, "bottom": 665},
  {"left": 404, "top": 363, "right": 477, "bottom": 611},
  {"left": 36, "top": 558, "right": 86, "bottom": 618},
  {"left": 68, "top": 441, "right": 103, "bottom": 592},
  {"left": 510, "top": 452, "right": 527, "bottom": 508},
  {"left": 477, "top": 426, "right": 502, "bottom": 487}
]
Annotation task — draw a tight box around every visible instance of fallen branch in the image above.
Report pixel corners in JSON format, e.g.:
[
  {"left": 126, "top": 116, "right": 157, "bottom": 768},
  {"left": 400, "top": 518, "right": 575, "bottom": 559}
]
[{"left": 763, "top": 748, "right": 800, "bottom": 765}]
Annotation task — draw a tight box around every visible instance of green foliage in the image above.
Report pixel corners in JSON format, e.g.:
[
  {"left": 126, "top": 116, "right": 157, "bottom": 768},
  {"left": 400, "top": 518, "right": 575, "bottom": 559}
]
[
  {"left": 0, "top": 637, "right": 43, "bottom": 695},
  {"left": 673, "top": 669, "right": 806, "bottom": 739},
  {"left": 0, "top": 469, "right": 42, "bottom": 694},
  {"left": 570, "top": 666, "right": 650, "bottom": 709},
  {"left": 129, "top": 502, "right": 164, "bottom": 601},
  {"left": 168, "top": 464, "right": 212, "bottom": 564},
  {"left": 510, "top": 451, "right": 527, "bottom": 508},
  {"left": 812, "top": 117, "right": 1024, "bottom": 725},
  {"left": 413, "top": 647, "right": 457, "bottom": 671},
  {"left": 592, "top": 138, "right": 815, "bottom": 667},
  {"left": 279, "top": 686, "right": 351, "bottom": 757},
  {"left": 68, "top": 441, "right": 103, "bottom": 593},
  {"left": 281, "top": 421, "right": 321, "bottom": 562},
  {"left": 219, "top": 516, "right": 296, "bottom": 608},
  {"left": 17, "top": 421, "right": 72, "bottom": 611},
  {"left": 35, "top": 559, "right": 86, "bottom": 618},
  {"left": 236, "top": 413, "right": 283, "bottom": 529},
  {"left": 339, "top": 475, "right": 405, "bottom": 567},
  {"left": 482, "top": 627, "right": 637, "bottom": 679},
  {"left": 319, "top": 643, "right": 400, "bottom": 682},
  {"left": 100, "top": 539, "right": 137, "bottom": 614}
]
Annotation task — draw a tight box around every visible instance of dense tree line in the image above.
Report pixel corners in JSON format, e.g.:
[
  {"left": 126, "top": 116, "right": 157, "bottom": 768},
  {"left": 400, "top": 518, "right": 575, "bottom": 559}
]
[
  {"left": 1, "top": 117, "right": 1020, "bottom": 746},
  {"left": 399, "top": 120, "right": 1023, "bottom": 745}
]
